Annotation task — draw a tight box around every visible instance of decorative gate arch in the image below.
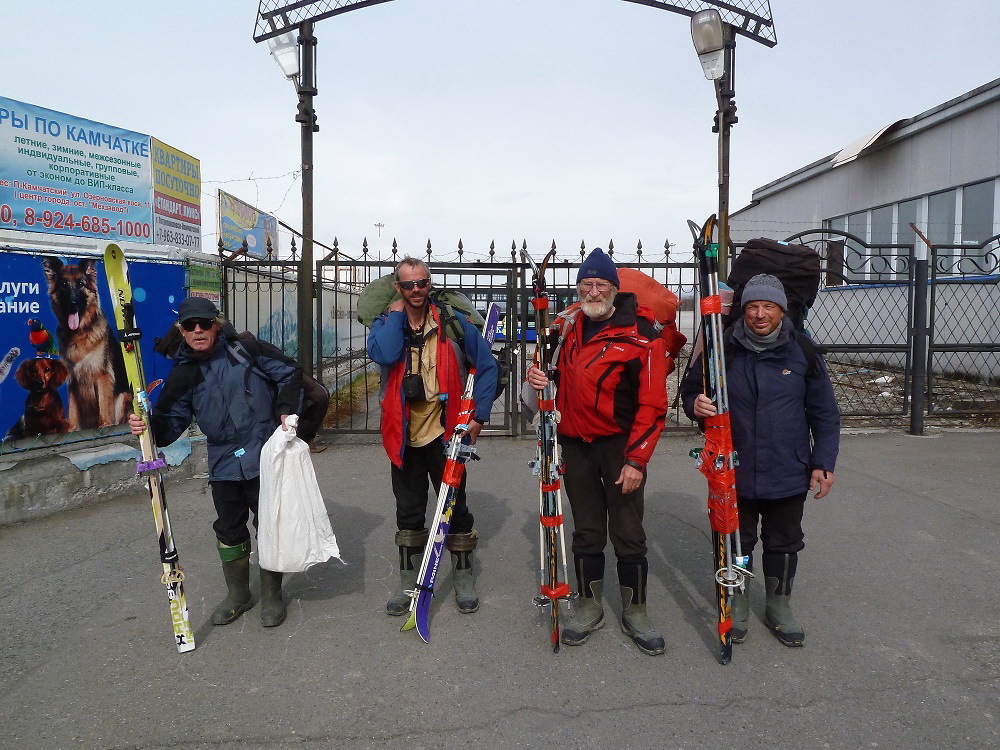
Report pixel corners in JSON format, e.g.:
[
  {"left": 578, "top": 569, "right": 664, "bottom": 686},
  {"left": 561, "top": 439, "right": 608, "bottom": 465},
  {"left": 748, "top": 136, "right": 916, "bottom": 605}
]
[{"left": 254, "top": 1, "right": 776, "bottom": 46}]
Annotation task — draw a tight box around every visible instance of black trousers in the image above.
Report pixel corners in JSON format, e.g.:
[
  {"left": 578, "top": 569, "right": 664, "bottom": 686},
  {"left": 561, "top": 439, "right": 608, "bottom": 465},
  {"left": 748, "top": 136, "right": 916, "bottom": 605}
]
[
  {"left": 210, "top": 478, "right": 260, "bottom": 547},
  {"left": 561, "top": 434, "right": 647, "bottom": 563},
  {"left": 738, "top": 492, "right": 807, "bottom": 559},
  {"left": 391, "top": 439, "right": 474, "bottom": 535}
]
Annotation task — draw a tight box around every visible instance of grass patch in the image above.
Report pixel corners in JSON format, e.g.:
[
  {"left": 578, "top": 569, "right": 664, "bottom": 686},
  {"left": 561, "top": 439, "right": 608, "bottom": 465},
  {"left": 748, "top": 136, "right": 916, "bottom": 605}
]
[{"left": 324, "top": 370, "right": 380, "bottom": 427}]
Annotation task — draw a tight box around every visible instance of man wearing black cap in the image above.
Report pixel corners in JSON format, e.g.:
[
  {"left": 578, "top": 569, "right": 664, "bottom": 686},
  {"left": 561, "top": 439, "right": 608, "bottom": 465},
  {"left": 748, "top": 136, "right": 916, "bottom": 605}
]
[
  {"left": 128, "top": 297, "right": 302, "bottom": 628},
  {"left": 681, "top": 273, "right": 840, "bottom": 647},
  {"left": 525, "top": 248, "right": 669, "bottom": 655}
]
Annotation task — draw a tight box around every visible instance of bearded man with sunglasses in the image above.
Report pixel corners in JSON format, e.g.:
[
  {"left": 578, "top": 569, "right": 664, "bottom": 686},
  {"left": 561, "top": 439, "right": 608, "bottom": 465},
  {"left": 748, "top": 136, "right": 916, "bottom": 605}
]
[
  {"left": 128, "top": 296, "right": 302, "bottom": 628},
  {"left": 368, "top": 258, "right": 498, "bottom": 617},
  {"left": 524, "top": 248, "right": 669, "bottom": 655}
]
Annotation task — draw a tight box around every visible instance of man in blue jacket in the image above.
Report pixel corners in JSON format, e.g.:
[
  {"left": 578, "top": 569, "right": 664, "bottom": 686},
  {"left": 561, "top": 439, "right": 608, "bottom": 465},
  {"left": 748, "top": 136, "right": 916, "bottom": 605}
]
[
  {"left": 681, "top": 274, "right": 840, "bottom": 647},
  {"left": 129, "top": 297, "right": 302, "bottom": 628},
  {"left": 368, "top": 258, "right": 498, "bottom": 617}
]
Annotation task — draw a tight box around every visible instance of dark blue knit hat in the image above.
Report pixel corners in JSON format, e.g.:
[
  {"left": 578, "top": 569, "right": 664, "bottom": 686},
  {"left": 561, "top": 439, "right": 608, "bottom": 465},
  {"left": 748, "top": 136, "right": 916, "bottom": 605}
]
[{"left": 577, "top": 248, "right": 619, "bottom": 287}]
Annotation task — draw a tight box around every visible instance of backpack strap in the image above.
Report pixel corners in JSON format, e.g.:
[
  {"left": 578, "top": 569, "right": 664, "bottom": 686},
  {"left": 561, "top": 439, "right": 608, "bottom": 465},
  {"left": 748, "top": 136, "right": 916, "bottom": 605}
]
[
  {"left": 548, "top": 306, "right": 582, "bottom": 366},
  {"left": 794, "top": 332, "right": 822, "bottom": 381}
]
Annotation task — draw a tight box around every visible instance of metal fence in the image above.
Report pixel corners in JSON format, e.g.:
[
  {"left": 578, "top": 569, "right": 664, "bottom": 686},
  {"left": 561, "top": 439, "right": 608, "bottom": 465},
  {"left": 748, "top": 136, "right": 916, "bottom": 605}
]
[{"left": 221, "top": 230, "right": 1000, "bottom": 439}]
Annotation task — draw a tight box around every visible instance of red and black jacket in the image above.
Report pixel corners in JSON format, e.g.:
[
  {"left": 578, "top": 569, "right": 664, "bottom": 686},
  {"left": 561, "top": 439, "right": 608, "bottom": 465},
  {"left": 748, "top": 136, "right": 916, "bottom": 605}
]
[{"left": 552, "top": 293, "right": 669, "bottom": 470}]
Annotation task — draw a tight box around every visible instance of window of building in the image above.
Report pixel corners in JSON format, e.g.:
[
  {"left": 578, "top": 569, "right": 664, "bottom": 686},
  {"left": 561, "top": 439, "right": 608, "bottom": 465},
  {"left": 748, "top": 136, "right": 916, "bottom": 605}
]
[
  {"left": 870, "top": 204, "right": 897, "bottom": 281},
  {"left": 928, "top": 189, "right": 957, "bottom": 274},
  {"left": 961, "top": 180, "right": 995, "bottom": 244},
  {"left": 845, "top": 211, "right": 868, "bottom": 281},
  {"left": 897, "top": 198, "right": 920, "bottom": 278}
]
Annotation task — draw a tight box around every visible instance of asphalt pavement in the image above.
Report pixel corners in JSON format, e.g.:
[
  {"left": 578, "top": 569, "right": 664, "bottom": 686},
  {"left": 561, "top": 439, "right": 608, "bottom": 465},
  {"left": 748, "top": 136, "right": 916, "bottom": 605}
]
[{"left": 1, "top": 428, "right": 998, "bottom": 749}]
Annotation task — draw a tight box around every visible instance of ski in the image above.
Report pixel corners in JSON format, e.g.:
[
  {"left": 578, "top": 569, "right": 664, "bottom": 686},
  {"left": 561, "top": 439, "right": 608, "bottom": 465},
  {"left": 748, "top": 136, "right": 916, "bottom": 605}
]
[
  {"left": 688, "top": 215, "right": 751, "bottom": 665},
  {"left": 401, "top": 303, "right": 501, "bottom": 642},
  {"left": 522, "top": 248, "right": 571, "bottom": 652},
  {"left": 104, "top": 244, "right": 195, "bottom": 653}
]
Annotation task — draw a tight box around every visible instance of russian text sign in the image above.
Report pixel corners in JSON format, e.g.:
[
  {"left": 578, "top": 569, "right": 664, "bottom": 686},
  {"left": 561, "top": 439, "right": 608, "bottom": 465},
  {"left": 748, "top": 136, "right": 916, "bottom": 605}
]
[
  {"left": 151, "top": 138, "right": 202, "bottom": 251},
  {"left": 218, "top": 189, "right": 276, "bottom": 260},
  {"left": 0, "top": 96, "right": 154, "bottom": 243}
]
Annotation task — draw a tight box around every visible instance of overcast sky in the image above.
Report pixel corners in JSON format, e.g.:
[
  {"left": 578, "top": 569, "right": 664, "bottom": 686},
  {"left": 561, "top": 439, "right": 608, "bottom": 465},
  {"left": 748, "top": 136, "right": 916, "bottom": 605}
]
[{"left": 3, "top": 0, "right": 999, "bottom": 263}]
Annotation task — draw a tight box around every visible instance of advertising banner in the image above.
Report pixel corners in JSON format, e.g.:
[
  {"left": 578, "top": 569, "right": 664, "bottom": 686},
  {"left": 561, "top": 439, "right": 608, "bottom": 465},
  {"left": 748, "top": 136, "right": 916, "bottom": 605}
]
[
  {"left": 0, "top": 96, "right": 154, "bottom": 243},
  {"left": 0, "top": 252, "right": 184, "bottom": 442},
  {"left": 188, "top": 261, "right": 221, "bottom": 304},
  {"left": 218, "top": 189, "right": 276, "bottom": 260},
  {"left": 151, "top": 138, "right": 201, "bottom": 251}
]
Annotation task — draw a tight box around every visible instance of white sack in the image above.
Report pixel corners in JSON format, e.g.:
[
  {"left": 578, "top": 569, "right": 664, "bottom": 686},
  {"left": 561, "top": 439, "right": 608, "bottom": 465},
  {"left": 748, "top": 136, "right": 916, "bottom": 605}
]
[{"left": 258, "top": 414, "right": 341, "bottom": 573}]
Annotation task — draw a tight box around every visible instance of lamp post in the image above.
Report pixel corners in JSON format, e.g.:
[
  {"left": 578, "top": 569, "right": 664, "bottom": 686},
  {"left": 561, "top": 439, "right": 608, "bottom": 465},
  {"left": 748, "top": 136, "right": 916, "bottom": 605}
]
[
  {"left": 691, "top": 9, "right": 737, "bottom": 283},
  {"left": 268, "top": 22, "right": 318, "bottom": 375},
  {"left": 375, "top": 222, "right": 384, "bottom": 262}
]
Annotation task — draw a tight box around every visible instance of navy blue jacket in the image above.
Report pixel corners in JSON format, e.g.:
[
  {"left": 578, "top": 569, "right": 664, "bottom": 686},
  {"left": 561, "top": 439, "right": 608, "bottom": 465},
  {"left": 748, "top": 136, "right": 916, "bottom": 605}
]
[
  {"left": 681, "top": 318, "right": 840, "bottom": 500},
  {"left": 150, "top": 329, "right": 302, "bottom": 481}
]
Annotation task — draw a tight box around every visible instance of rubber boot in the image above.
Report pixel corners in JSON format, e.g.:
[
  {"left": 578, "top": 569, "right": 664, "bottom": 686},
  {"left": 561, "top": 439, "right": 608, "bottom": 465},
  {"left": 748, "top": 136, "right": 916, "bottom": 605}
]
[
  {"left": 731, "top": 553, "right": 752, "bottom": 643},
  {"left": 763, "top": 552, "right": 804, "bottom": 647},
  {"left": 618, "top": 559, "right": 665, "bottom": 655},
  {"left": 561, "top": 553, "right": 605, "bottom": 646},
  {"left": 260, "top": 569, "right": 287, "bottom": 627},
  {"left": 387, "top": 529, "right": 428, "bottom": 616},
  {"left": 211, "top": 541, "right": 253, "bottom": 626},
  {"left": 446, "top": 530, "right": 479, "bottom": 613},
  {"left": 730, "top": 590, "right": 750, "bottom": 644}
]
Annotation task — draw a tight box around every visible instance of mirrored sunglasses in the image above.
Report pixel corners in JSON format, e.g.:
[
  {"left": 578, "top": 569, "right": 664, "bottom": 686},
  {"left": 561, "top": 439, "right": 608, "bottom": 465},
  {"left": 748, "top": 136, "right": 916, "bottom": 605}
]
[{"left": 398, "top": 277, "right": 431, "bottom": 291}]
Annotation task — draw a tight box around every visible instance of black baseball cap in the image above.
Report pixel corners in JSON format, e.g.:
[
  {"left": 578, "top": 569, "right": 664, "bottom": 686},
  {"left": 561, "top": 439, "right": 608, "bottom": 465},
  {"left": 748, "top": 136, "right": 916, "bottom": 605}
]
[{"left": 177, "top": 297, "right": 220, "bottom": 322}]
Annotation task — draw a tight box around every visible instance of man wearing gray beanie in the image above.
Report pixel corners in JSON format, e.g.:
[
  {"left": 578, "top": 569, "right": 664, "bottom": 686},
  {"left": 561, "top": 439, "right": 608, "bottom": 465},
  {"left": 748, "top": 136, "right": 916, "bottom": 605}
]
[{"left": 680, "top": 273, "right": 840, "bottom": 647}]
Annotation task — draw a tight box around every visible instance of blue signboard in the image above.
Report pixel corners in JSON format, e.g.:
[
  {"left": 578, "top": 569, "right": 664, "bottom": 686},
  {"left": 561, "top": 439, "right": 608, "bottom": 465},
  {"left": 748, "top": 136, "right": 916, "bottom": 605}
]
[
  {"left": 0, "top": 251, "right": 184, "bottom": 442},
  {"left": 0, "top": 96, "right": 154, "bottom": 243}
]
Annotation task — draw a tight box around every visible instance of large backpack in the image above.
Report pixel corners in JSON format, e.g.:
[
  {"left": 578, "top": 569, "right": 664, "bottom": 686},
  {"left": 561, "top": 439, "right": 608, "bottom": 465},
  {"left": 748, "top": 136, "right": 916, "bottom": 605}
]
[
  {"left": 358, "top": 274, "right": 508, "bottom": 401},
  {"left": 726, "top": 238, "right": 821, "bottom": 331},
  {"left": 549, "top": 269, "right": 688, "bottom": 374}
]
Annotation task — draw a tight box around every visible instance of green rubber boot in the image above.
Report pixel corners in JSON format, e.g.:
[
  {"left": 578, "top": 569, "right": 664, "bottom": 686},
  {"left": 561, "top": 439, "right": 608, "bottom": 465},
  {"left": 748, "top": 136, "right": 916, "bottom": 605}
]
[
  {"left": 561, "top": 553, "right": 605, "bottom": 646},
  {"left": 730, "top": 590, "right": 750, "bottom": 643},
  {"left": 387, "top": 529, "right": 428, "bottom": 616},
  {"left": 447, "top": 531, "right": 479, "bottom": 614},
  {"left": 211, "top": 542, "right": 253, "bottom": 626},
  {"left": 618, "top": 559, "right": 665, "bottom": 656},
  {"left": 260, "top": 569, "right": 287, "bottom": 627},
  {"left": 763, "top": 552, "right": 805, "bottom": 647}
]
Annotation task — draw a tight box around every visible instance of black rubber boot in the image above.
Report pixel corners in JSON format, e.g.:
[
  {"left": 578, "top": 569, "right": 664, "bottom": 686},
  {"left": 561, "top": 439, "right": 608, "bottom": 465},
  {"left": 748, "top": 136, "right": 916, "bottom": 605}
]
[
  {"left": 260, "top": 569, "right": 287, "bottom": 628},
  {"left": 561, "top": 553, "right": 605, "bottom": 646},
  {"left": 618, "top": 558, "right": 665, "bottom": 655},
  {"left": 763, "top": 552, "right": 804, "bottom": 647},
  {"left": 387, "top": 529, "right": 428, "bottom": 616},
  {"left": 446, "top": 530, "right": 479, "bottom": 614},
  {"left": 211, "top": 542, "right": 253, "bottom": 626}
]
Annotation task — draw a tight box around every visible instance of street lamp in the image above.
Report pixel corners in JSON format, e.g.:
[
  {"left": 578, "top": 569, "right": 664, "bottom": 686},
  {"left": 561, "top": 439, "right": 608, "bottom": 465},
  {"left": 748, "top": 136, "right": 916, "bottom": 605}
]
[
  {"left": 268, "top": 22, "right": 319, "bottom": 375},
  {"left": 375, "top": 222, "right": 384, "bottom": 262},
  {"left": 691, "top": 9, "right": 737, "bottom": 282}
]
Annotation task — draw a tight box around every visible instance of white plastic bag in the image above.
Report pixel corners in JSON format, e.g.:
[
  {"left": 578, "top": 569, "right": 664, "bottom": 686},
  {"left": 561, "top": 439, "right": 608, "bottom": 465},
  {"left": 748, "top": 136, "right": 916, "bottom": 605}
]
[{"left": 258, "top": 414, "right": 341, "bottom": 573}]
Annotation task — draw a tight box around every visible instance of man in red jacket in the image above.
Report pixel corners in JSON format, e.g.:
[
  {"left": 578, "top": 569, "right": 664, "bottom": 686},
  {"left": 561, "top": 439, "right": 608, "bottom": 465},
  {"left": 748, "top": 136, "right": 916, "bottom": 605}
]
[{"left": 525, "top": 248, "right": 669, "bottom": 655}]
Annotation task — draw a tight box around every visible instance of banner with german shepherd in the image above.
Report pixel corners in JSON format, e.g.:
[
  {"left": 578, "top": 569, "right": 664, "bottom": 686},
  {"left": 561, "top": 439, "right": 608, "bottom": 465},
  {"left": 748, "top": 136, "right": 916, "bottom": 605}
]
[{"left": 0, "top": 251, "right": 184, "bottom": 443}]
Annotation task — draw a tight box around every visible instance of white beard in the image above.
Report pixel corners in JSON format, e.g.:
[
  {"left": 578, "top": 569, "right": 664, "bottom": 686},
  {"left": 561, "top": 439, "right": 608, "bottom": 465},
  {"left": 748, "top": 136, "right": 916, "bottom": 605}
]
[{"left": 581, "top": 297, "right": 614, "bottom": 320}]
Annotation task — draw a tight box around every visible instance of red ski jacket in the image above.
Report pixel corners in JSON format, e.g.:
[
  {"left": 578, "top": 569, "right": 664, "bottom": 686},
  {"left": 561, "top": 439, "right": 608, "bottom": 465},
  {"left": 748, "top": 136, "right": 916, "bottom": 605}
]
[{"left": 551, "top": 293, "right": 669, "bottom": 470}]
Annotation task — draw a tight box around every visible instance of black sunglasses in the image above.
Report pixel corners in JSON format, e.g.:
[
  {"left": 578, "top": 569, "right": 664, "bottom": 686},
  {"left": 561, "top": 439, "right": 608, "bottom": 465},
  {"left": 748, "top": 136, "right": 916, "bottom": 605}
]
[
  {"left": 180, "top": 318, "right": 215, "bottom": 332},
  {"left": 397, "top": 277, "right": 431, "bottom": 291}
]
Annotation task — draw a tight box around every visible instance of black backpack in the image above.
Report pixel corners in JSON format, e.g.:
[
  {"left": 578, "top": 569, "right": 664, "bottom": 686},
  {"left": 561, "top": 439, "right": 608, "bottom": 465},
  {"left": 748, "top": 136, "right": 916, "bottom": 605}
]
[
  {"left": 227, "top": 334, "right": 330, "bottom": 445},
  {"left": 726, "top": 238, "right": 821, "bottom": 331},
  {"left": 154, "top": 325, "right": 329, "bottom": 444}
]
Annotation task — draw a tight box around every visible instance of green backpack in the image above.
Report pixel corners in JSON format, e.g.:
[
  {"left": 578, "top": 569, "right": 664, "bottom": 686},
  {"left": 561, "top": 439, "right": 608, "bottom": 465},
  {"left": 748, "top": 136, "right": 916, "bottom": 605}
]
[{"left": 358, "top": 274, "right": 506, "bottom": 400}]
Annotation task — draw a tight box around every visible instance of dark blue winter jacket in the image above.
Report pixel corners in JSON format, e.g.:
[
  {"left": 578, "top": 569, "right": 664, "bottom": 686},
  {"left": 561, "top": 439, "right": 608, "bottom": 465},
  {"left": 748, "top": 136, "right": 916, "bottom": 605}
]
[
  {"left": 150, "top": 329, "right": 302, "bottom": 481},
  {"left": 681, "top": 317, "right": 840, "bottom": 500}
]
